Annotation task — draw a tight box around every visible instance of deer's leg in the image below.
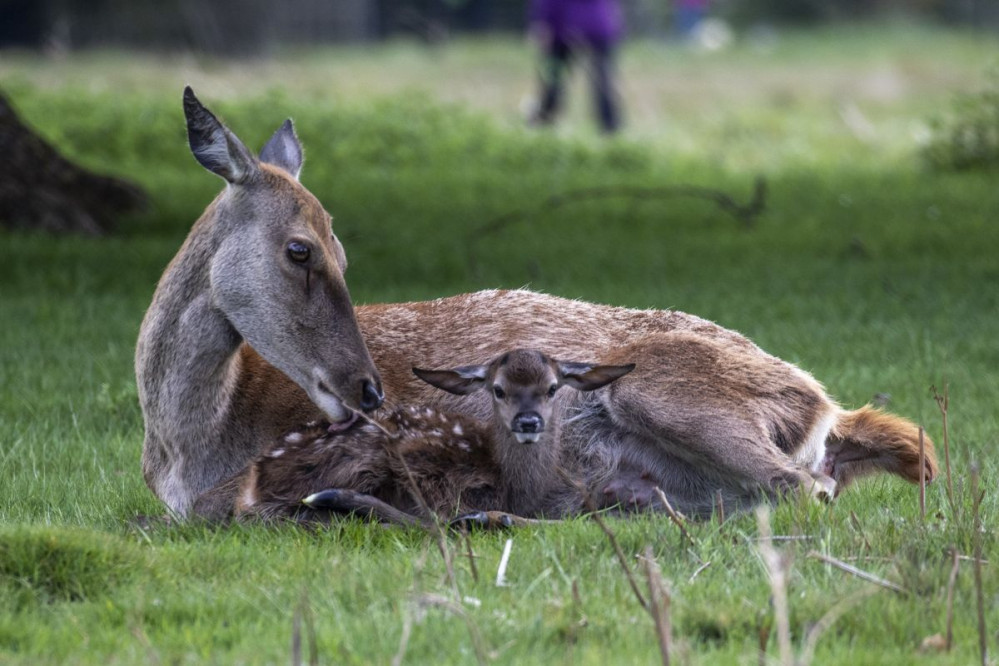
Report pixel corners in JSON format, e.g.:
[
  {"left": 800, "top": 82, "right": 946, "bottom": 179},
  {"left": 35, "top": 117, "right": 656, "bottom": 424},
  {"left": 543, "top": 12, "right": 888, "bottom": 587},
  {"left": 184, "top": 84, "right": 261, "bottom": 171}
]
[
  {"left": 449, "top": 511, "right": 548, "bottom": 530},
  {"left": 598, "top": 333, "right": 835, "bottom": 509},
  {"left": 302, "top": 489, "right": 426, "bottom": 527}
]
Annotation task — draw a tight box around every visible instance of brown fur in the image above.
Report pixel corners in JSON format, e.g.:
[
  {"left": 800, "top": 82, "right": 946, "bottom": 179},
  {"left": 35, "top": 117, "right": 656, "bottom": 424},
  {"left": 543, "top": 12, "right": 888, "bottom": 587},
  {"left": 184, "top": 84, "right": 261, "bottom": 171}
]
[{"left": 225, "top": 409, "right": 504, "bottom": 522}]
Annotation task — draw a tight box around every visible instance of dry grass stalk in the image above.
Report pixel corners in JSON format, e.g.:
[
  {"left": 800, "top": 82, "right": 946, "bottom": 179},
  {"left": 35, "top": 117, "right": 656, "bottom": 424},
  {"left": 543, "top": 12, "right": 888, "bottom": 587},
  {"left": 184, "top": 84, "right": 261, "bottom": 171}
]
[
  {"left": 931, "top": 384, "right": 957, "bottom": 519},
  {"left": 563, "top": 473, "right": 649, "bottom": 610},
  {"left": 944, "top": 546, "right": 960, "bottom": 651},
  {"left": 291, "top": 591, "right": 319, "bottom": 666},
  {"left": 918, "top": 427, "right": 926, "bottom": 521},
  {"left": 360, "top": 413, "right": 462, "bottom": 600},
  {"left": 588, "top": 506, "right": 649, "bottom": 611},
  {"left": 392, "top": 607, "right": 415, "bottom": 666},
  {"left": 970, "top": 464, "right": 987, "bottom": 666},
  {"left": 416, "top": 593, "right": 490, "bottom": 666},
  {"left": 653, "top": 487, "right": 697, "bottom": 550},
  {"left": 460, "top": 524, "right": 480, "bottom": 584},
  {"left": 806, "top": 551, "right": 908, "bottom": 595},
  {"left": 798, "top": 588, "right": 877, "bottom": 666},
  {"left": 688, "top": 560, "right": 713, "bottom": 584},
  {"left": 756, "top": 506, "right": 793, "bottom": 666},
  {"left": 495, "top": 538, "right": 513, "bottom": 587},
  {"left": 757, "top": 612, "right": 772, "bottom": 666},
  {"left": 848, "top": 511, "right": 872, "bottom": 552},
  {"left": 641, "top": 546, "right": 672, "bottom": 666}
]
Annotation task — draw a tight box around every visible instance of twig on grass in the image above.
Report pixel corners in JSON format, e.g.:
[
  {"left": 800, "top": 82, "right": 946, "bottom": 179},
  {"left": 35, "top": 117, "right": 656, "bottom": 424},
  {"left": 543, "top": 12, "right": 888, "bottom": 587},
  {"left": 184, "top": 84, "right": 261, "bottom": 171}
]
[
  {"left": 641, "top": 546, "right": 672, "bottom": 666},
  {"left": 714, "top": 489, "right": 726, "bottom": 525},
  {"left": 588, "top": 504, "right": 649, "bottom": 611},
  {"left": 688, "top": 560, "right": 713, "bottom": 584},
  {"left": 475, "top": 177, "right": 768, "bottom": 239},
  {"left": 970, "top": 464, "right": 987, "bottom": 666},
  {"left": 918, "top": 427, "right": 926, "bottom": 521},
  {"left": 460, "top": 524, "right": 480, "bottom": 584},
  {"left": 562, "top": 469, "right": 649, "bottom": 610},
  {"left": 807, "top": 551, "right": 908, "bottom": 595},
  {"left": 756, "top": 506, "right": 793, "bottom": 666},
  {"left": 945, "top": 546, "right": 960, "bottom": 651},
  {"left": 653, "top": 487, "right": 697, "bottom": 550},
  {"left": 931, "top": 383, "right": 957, "bottom": 519}
]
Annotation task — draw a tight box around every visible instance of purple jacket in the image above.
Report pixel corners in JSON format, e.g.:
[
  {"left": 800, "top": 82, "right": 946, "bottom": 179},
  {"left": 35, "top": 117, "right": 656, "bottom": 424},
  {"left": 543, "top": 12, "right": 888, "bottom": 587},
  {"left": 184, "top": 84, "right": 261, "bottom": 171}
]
[{"left": 529, "top": 0, "right": 624, "bottom": 46}]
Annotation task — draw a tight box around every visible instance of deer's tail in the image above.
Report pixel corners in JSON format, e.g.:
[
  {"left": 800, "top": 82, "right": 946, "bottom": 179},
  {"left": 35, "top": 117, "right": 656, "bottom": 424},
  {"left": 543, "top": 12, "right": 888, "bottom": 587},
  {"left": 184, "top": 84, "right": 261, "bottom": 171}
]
[{"left": 825, "top": 406, "right": 937, "bottom": 490}]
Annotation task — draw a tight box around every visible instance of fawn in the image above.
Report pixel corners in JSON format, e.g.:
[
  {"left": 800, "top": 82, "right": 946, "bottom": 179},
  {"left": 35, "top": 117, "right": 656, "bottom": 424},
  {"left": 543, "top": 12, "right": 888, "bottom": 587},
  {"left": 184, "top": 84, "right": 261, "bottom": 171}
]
[{"left": 194, "top": 350, "right": 633, "bottom": 524}]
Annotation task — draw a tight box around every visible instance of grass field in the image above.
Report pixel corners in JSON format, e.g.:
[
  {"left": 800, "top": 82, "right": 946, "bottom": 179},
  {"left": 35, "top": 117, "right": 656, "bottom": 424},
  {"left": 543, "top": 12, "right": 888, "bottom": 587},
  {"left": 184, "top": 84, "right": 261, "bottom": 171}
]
[{"left": 1, "top": 23, "right": 998, "bottom": 664}]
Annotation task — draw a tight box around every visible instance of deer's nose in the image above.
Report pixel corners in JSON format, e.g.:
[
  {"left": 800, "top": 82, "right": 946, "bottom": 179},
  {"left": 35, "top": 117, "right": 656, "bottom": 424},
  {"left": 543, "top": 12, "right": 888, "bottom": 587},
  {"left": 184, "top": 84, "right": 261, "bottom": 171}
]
[
  {"left": 513, "top": 412, "right": 543, "bottom": 434},
  {"left": 359, "top": 378, "right": 384, "bottom": 412}
]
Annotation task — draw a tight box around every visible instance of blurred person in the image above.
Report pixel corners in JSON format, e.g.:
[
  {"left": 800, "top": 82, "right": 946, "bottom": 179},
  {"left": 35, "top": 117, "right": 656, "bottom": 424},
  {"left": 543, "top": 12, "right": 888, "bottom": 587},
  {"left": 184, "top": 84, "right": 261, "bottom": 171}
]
[
  {"left": 527, "top": 0, "right": 624, "bottom": 134},
  {"left": 675, "top": 0, "right": 708, "bottom": 37}
]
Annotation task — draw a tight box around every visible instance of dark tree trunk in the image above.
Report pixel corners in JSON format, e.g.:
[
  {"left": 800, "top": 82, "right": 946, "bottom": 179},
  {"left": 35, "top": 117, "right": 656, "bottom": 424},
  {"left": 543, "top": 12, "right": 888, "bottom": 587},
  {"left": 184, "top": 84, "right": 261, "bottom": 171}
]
[{"left": 0, "top": 92, "right": 146, "bottom": 235}]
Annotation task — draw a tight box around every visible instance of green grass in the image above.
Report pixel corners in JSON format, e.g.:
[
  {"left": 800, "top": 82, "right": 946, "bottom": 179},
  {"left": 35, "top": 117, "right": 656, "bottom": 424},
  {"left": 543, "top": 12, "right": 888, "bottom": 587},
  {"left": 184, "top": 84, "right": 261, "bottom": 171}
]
[{"left": 1, "top": 24, "right": 998, "bottom": 664}]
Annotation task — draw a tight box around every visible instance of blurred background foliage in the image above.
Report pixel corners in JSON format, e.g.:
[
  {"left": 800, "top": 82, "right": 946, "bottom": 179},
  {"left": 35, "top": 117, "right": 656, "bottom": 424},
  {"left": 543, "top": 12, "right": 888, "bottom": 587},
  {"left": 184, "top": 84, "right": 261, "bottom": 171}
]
[{"left": 1, "top": 0, "right": 996, "bottom": 55}]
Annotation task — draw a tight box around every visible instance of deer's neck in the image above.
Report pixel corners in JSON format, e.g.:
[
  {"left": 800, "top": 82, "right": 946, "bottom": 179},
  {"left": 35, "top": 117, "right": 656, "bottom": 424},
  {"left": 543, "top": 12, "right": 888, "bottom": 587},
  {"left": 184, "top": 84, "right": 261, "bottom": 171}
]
[
  {"left": 494, "top": 421, "right": 563, "bottom": 517},
  {"left": 135, "top": 211, "right": 243, "bottom": 512}
]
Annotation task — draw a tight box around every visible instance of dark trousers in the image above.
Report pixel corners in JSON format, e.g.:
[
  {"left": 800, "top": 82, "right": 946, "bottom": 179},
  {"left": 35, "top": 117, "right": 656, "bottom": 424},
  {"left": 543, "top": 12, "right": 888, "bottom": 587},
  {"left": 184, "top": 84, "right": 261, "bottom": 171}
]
[{"left": 535, "top": 38, "right": 621, "bottom": 133}]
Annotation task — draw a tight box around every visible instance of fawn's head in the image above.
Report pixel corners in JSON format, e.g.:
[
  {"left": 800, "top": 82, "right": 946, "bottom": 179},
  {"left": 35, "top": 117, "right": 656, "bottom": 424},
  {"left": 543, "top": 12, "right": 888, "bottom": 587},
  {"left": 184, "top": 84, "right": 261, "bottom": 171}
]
[
  {"left": 413, "top": 349, "right": 634, "bottom": 444},
  {"left": 183, "top": 87, "right": 382, "bottom": 422}
]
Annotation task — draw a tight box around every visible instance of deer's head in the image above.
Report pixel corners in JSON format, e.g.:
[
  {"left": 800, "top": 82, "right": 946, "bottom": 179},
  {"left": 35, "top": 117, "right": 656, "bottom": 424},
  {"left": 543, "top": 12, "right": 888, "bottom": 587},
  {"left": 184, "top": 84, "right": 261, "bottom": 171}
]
[
  {"left": 414, "top": 349, "right": 634, "bottom": 444},
  {"left": 183, "top": 87, "right": 382, "bottom": 422}
]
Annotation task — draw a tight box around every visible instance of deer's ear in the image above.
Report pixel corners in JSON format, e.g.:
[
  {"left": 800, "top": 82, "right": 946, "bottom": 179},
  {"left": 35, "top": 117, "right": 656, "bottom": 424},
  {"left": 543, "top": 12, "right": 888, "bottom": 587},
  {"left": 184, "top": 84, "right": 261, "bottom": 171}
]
[
  {"left": 557, "top": 361, "right": 635, "bottom": 392},
  {"left": 259, "top": 119, "right": 304, "bottom": 180},
  {"left": 412, "top": 365, "right": 488, "bottom": 395},
  {"left": 183, "top": 86, "right": 257, "bottom": 185}
]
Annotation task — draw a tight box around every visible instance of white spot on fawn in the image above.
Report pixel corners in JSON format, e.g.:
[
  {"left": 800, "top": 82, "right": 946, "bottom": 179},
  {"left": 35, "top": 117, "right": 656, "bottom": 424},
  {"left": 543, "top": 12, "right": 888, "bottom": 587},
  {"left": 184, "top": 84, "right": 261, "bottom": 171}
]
[
  {"left": 268, "top": 448, "right": 285, "bottom": 458},
  {"left": 453, "top": 424, "right": 464, "bottom": 436},
  {"left": 284, "top": 432, "right": 304, "bottom": 444}
]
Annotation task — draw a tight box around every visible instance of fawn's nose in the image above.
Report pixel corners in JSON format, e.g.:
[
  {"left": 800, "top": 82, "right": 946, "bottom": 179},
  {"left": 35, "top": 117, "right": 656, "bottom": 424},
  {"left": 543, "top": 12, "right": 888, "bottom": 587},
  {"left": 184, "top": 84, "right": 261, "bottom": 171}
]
[
  {"left": 512, "top": 412, "right": 544, "bottom": 434},
  {"left": 359, "top": 378, "right": 384, "bottom": 412}
]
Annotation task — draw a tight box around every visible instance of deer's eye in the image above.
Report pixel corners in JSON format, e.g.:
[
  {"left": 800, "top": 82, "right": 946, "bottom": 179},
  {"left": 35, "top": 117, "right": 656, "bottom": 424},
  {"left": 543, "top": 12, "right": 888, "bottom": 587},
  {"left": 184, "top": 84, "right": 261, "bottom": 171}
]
[
  {"left": 287, "top": 241, "right": 310, "bottom": 264},
  {"left": 547, "top": 384, "right": 558, "bottom": 398},
  {"left": 493, "top": 386, "right": 506, "bottom": 399}
]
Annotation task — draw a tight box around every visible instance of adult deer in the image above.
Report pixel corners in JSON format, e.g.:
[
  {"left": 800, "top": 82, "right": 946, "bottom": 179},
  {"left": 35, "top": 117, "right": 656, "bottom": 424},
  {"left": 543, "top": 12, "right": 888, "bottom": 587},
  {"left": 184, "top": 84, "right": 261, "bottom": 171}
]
[
  {"left": 139, "top": 88, "right": 936, "bottom": 518},
  {"left": 136, "top": 88, "right": 383, "bottom": 515}
]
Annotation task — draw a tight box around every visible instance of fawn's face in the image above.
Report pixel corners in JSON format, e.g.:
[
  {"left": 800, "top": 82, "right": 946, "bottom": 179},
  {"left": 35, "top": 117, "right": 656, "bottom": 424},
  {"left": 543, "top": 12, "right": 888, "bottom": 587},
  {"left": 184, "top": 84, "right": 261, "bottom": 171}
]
[
  {"left": 413, "top": 349, "right": 636, "bottom": 445},
  {"left": 487, "top": 351, "right": 560, "bottom": 444}
]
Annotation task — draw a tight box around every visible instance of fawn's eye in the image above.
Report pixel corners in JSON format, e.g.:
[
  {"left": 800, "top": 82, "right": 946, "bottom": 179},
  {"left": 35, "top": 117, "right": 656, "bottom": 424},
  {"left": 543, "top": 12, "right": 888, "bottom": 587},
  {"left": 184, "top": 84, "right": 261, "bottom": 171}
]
[
  {"left": 287, "top": 241, "right": 310, "bottom": 264},
  {"left": 493, "top": 386, "right": 505, "bottom": 399},
  {"left": 547, "top": 384, "right": 558, "bottom": 398}
]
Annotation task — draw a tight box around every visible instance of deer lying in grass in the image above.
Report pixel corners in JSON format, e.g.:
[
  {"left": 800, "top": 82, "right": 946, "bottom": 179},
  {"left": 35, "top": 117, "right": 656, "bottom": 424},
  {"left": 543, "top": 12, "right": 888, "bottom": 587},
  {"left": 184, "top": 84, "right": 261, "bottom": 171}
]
[
  {"left": 199, "top": 350, "right": 634, "bottom": 524},
  {"left": 142, "top": 88, "right": 937, "bottom": 522}
]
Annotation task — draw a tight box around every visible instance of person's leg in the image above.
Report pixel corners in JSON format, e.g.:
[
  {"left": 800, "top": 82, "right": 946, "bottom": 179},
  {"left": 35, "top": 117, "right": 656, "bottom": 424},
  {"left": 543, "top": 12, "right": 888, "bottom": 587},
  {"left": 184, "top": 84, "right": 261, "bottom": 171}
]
[
  {"left": 590, "top": 40, "right": 621, "bottom": 133},
  {"left": 534, "top": 38, "right": 572, "bottom": 125}
]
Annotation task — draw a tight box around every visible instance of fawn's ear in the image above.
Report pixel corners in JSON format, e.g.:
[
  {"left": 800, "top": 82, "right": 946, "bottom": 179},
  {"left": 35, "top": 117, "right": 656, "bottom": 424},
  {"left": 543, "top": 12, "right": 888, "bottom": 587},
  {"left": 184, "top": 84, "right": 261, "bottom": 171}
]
[
  {"left": 183, "top": 86, "right": 258, "bottom": 185},
  {"left": 259, "top": 119, "right": 304, "bottom": 180},
  {"left": 413, "top": 365, "right": 489, "bottom": 395},
  {"left": 557, "top": 361, "right": 635, "bottom": 392}
]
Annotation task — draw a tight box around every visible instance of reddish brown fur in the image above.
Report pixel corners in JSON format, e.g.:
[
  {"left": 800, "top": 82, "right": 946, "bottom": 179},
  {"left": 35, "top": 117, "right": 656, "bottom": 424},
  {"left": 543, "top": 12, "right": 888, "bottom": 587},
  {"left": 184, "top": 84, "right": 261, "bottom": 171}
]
[{"left": 826, "top": 406, "right": 938, "bottom": 490}]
